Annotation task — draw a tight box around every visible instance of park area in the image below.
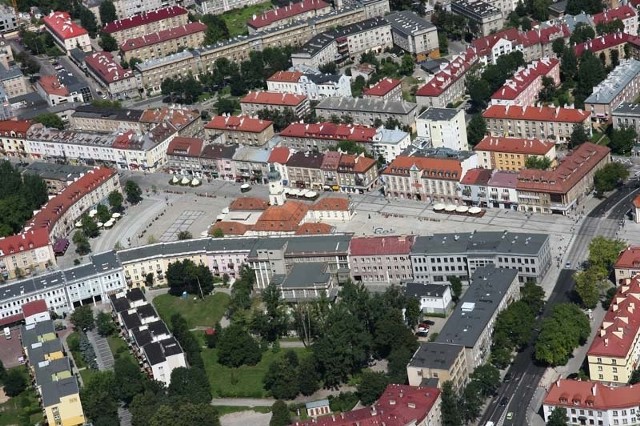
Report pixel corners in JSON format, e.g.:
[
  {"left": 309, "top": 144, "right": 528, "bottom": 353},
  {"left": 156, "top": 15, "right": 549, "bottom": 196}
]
[
  {"left": 0, "top": 366, "right": 43, "bottom": 426},
  {"left": 154, "top": 292, "right": 230, "bottom": 329}
]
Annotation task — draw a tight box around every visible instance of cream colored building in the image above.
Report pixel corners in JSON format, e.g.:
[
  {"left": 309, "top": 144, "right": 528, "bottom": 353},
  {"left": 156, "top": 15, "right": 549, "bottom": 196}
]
[
  {"left": 614, "top": 246, "right": 640, "bottom": 285},
  {"left": 474, "top": 136, "right": 557, "bottom": 172},
  {"left": 407, "top": 342, "right": 469, "bottom": 391},
  {"left": 120, "top": 22, "right": 207, "bottom": 62},
  {"left": 103, "top": 5, "right": 189, "bottom": 44}
]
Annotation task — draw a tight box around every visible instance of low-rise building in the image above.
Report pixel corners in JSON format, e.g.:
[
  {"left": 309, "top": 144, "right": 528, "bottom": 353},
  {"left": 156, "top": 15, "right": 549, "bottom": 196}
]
[
  {"left": 69, "top": 105, "right": 144, "bottom": 133},
  {"left": 22, "top": 162, "right": 92, "bottom": 194},
  {"left": 410, "top": 231, "right": 551, "bottom": 284},
  {"left": 315, "top": 97, "right": 419, "bottom": 129},
  {"left": 270, "top": 262, "right": 337, "bottom": 302},
  {"left": 135, "top": 51, "right": 198, "bottom": 95},
  {"left": 0, "top": 228, "right": 54, "bottom": 280},
  {"left": 0, "top": 6, "right": 17, "bottom": 34},
  {"left": 483, "top": 104, "right": 592, "bottom": 143},
  {"left": 36, "top": 74, "right": 92, "bottom": 107},
  {"left": 614, "top": 246, "right": 640, "bottom": 283},
  {"left": 247, "top": 0, "right": 332, "bottom": 33},
  {"left": 266, "top": 71, "right": 352, "bottom": 100},
  {"left": 120, "top": 22, "right": 207, "bottom": 62},
  {"left": 42, "top": 11, "right": 91, "bottom": 53},
  {"left": 474, "top": 136, "right": 557, "bottom": 171},
  {"left": 102, "top": 6, "right": 189, "bottom": 45},
  {"left": 407, "top": 342, "right": 468, "bottom": 390},
  {"left": 612, "top": 102, "right": 640, "bottom": 134},
  {"left": 451, "top": 0, "right": 504, "bottom": 37},
  {"left": 286, "top": 151, "right": 325, "bottom": 189},
  {"left": 435, "top": 265, "right": 519, "bottom": 369},
  {"left": 204, "top": 115, "right": 274, "bottom": 146},
  {"left": 305, "top": 197, "right": 353, "bottom": 221},
  {"left": 166, "top": 136, "right": 206, "bottom": 176},
  {"left": 84, "top": 51, "right": 138, "bottom": 98},
  {"left": 592, "top": 4, "right": 638, "bottom": 36},
  {"left": 363, "top": 78, "right": 403, "bottom": 101},
  {"left": 336, "top": 153, "right": 378, "bottom": 193},
  {"left": 385, "top": 10, "right": 439, "bottom": 59},
  {"left": 416, "top": 107, "right": 468, "bottom": 151},
  {"left": 195, "top": 0, "right": 263, "bottom": 15},
  {"left": 405, "top": 282, "right": 453, "bottom": 315},
  {"left": 349, "top": 235, "right": 415, "bottom": 284},
  {"left": 585, "top": 59, "right": 640, "bottom": 121},
  {"left": 0, "top": 65, "right": 28, "bottom": 98},
  {"left": 291, "top": 33, "right": 340, "bottom": 69},
  {"left": 516, "top": 142, "right": 611, "bottom": 214},
  {"left": 486, "top": 170, "right": 519, "bottom": 209},
  {"left": 0, "top": 119, "right": 33, "bottom": 158},
  {"left": 460, "top": 167, "right": 493, "bottom": 207},
  {"left": 240, "top": 91, "right": 310, "bottom": 118},
  {"left": 490, "top": 57, "right": 560, "bottom": 106},
  {"left": 575, "top": 32, "right": 632, "bottom": 66}
]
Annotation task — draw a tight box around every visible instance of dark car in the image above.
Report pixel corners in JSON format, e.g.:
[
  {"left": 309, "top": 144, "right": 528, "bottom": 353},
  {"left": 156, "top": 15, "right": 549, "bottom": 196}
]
[
  {"left": 499, "top": 397, "right": 508, "bottom": 407},
  {"left": 504, "top": 372, "right": 512, "bottom": 382}
]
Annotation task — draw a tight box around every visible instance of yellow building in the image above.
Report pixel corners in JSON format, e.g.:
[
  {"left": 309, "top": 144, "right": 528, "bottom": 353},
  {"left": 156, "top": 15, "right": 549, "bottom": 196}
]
[
  {"left": 587, "top": 276, "right": 640, "bottom": 385},
  {"left": 474, "top": 136, "right": 557, "bottom": 172},
  {"left": 407, "top": 342, "right": 469, "bottom": 392}
]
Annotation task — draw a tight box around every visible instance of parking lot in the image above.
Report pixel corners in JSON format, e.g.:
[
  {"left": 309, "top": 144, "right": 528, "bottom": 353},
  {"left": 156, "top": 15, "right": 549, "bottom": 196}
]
[{"left": 0, "top": 327, "right": 25, "bottom": 368}]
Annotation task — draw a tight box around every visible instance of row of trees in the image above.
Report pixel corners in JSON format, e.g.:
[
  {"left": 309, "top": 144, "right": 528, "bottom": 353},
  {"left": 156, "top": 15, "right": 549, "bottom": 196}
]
[
  {"left": 575, "top": 237, "right": 625, "bottom": 308},
  {"left": 0, "top": 161, "right": 48, "bottom": 237},
  {"left": 441, "top": 364, "right": 502, "bottom": 424},
  {"left": 534, "top": 303, "right": 590, "bottom": 366}
]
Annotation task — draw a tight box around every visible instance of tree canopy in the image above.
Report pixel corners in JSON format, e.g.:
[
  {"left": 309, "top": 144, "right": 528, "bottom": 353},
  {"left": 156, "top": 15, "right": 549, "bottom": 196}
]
[
  {"left": 217, "top": 323, "right": 262, "bottom": 367},
  {"left": 534, "top": 303, "right": 590, "bottom": 365},
  {"left": 124, "top": 180, "right": 143, "bottom": 204},
  {"left": 0, "top": 161, "right": 48, "bottom": 237},
  {"left": 99, "top": 0, "right": 117, "bottom": 23},
  {"left": 525, "top": 156, "right": 552, "bottom": 170},
  {"left": 166, "top": 259, "right": 215, "bottom": 297},
  {"left": 594, "top": 162, "right": 629, "bottom": 195},
  {"left": 70, "top": 305, "right": 95, "bottom": 331},
  {"left": 608, "top": 127, "right": 637, "bottom": 156},
  {"left": 467, "top": 115, "right": 487, "bottom": 147}
]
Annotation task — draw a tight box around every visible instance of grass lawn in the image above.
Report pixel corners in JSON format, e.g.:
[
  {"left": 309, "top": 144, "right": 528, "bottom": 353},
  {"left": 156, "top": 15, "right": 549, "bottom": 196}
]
[
  {"left": 214, "top": 406, "right": 272, "bottom": 416},
  {"left": 203, "top": 347, "right": 311, "bottom": 398},
  {"left": 107, "top": 335, "right": 135, "bottom": 362},
  {"left": 0, "top": 367, "right": 43, "bottom": 426},
  {"left": 67, "top": 332, "right": 87, "bottom": 369},
  {"left": 221, "top": 2, "right": 273, "bottom": 37},
  {"left": 154, "top": 292, "right": 230, "bottom": 329},
  {"left": 79, "top": 368, "right": 99, "bottom": 385}
]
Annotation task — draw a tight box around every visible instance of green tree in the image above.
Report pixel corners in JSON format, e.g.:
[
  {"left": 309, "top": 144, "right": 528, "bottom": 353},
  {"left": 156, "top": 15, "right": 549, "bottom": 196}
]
[
  {"left": 113, "top": 357, "right": 146, "bottom": 404},
  {"left": 535, "top": 303, "right": 590, "bottom": 366},
  {"left": 448, "top": 276, "right": 463, "bottom": 302},
  {"left": 357, "top": 371, "right": 389, "bottom": 405},
  {"left": 588, "top": 237, "right": 626, "bottom": 271},
  {"left": 166, "top": 259, "right": 215, "bottom": 297},
  {"left": 217, "top": 323, "right": 262, "bottom": 367},
  {"left": 70, "top": 305, "right": 95, "bottom": 331},
  {"left": 525, "top": 156, "right": 552, "bottom": 170},
  {"left": 405, "top": 297, "right": 421, "bottom": 328},
  {"left": 460, "top": 380, "right": 483, "bottom": 423},
  {"left": 73, "top": 230, "right": 91, "bottom": 255},
  {"left": 108, "top": 190, "right": 124, "bottom": 212},
  {"left": 3, "top": 368, "right": 26, "bottom": 396},
  {"left": 96, "top": 311, "right": 115, "bottom": 336},
  {"left": 216, "top": 97, "right": 240, "bottom": 115},
  {"left": 570, "top": 23, "right": 596, "bottom": 44},
  {"left": 124, "top": 180, "right": 143, "bottom": 204},
  {"left": 521, "top": 281, "right": 545, "bottom": 314},
  {"left": 263, "top": 357, "right": 299, "bottom": 400},
  {"left": 211, "top": 228, "right": 224, "bottom": 238},
  {"left": 538, "top": 76, "right": 557, "bottom": 103},
  {"left": 168, "top": 367, "right": 212, "bottom": 404},
  {"left": 76, "top": 5, "right": 98, "bottom": 37},
  {"left": 171, "top": 314, "right": 204, "bottom": 368},
  {"left": 574, "top": 51, "right": 607, "bottom": 108},
  {"left": 34, "top": 112, "right": 64, "bottom": 130},
  {"left": 270, "top": 400, "right": 291, "bottom": 426},
  {"left": 177, "top": 231, "right": 192, "bottom": 240},
  {"left": 441, "top": 381, "right": 462, "bottom": 426},
  {"left": 552, "top": 38, "right": 565, "bottom": 57},
  {"left": 570, "top": 124, "right": 589, "bottom": 148},
  {"left": 438, "top": 33, "right": 449, "bottom": 55},
  {"left": 469, "top": 364, "right": 500, "bottom": 397},
  {"left": 566, "top": 0, "right": 603, "bottom": 14},
  {"left": 251, "top": 283, "right": 288, "bottom": 342},
  {"left": 561, "top": 47, "right": 578, "bottom": 82},
  {"left": 629, "top": 368, "right": 640, "bottom": 385},
  {"left": 81, "top": 371, "right": 119, "bottom": 425},
  {"left": 149, "top": 403, "right": 220, "bottom": 426},
  {"left": 82, "top": 214, "right": 100, "bottom": 238},
  {"left": 97, "top": 204, "right": 111, "bottom": 223},
  {"left": 467, "top": 114, "right": 487, "bottom": 147},
  {"left": 608, "top": 127, "right": 637, "bottom": 156},
  {"left": 202, "top": 14, "right": 230, "bottom": 45},
  {"left": 0, "top": 360, "right": 5, "bottom": 383},
  {"left": 99, "top": 0, "right": 117, "bottom": 23},
  {"left": 99, "top": 32, "right": 118, "bottom": 51},
  {"left": 520, "top": 16, "right": 532, "bottom": 30},
  {"left": 467, "top": 76, "right": 491, "bottom": 111},
  {"left": 547, "top": 407, "right": 568, "bottom": 426},
  {"left": 594, "top": 162, "right": 630, "bottom": 195},
  {"left": 297, "top": 356, "right": 320, "bottom": 396}
]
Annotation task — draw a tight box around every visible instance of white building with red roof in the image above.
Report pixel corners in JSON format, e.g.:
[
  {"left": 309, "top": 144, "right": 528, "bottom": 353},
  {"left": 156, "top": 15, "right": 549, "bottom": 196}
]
[
  {"left": 240, "top": 91, "right": 310, "bottom": 118},
  {"left": 42, "top": 11, "right": 91, "bottom": 53},
  {"left": 491, "top": 57, "right": 560, "bottom": 106},
  {"left": 119, "top": 22, "right": 206, "bottom": 61},
  {"left": 22, "top": 300, "right": 50, "bottom": 325},
  {"left": 0, "top": 229, "right": 54, "bottom": 280},
  {"left": 614, "top": 246, "right": 640, "bottom": 283},
  {"left": 247, "top": 0, "right": 332, "bottom": 33},
  {"left": 166, "top": 137, "right": 206, "bottom": 175},
  {"left": 544, "top": 379, "right": 640, "bottom": 425},
  {"left": 102, "top": 6, "right": 189, "bottom": 44},
  {"left": 593, "top": 4, "right": 638, "bottom": 36},
  {"left": 204, "top": 115, "right": 274, "bottom": 146},
  {"left": 266, "top": 71, "right": 352, "bottom": 100},
  {"left": 363, "top": 78, "right": 402, "bottom": 101},
  {"left": 349, "top": 235, "right": 415, "bottom": 284},
  {"left": 84, "top": 52, "right": 138, "bottom": 97},
  {"left": 416, "top": 47, "right": 479, "bottom": 108}
]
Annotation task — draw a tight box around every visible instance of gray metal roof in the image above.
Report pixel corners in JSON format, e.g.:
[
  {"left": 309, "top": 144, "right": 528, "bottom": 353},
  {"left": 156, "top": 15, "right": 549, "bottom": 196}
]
[
  {"left": 411, "top": 231, "right": 549, "bottom": 256},
  {"left": 22, "top": 162, "right": 91, "bottom": 182},
  {"left": 585, "top": 60, "right": 640, "bottom": 105},
  {"left": 418, "top": 107, "right": 461, "bottom": 122},
  {"left": 316, "top": 97, "right": 418, "bottom": 115},
  {"left": 117, "top": 237, "right": 258, "bottom": 263},
  {"left": 21, "top": 320, "right": 56, "bottom": 348},
  {"left": 385, "top": 10, "right": 436, "bottom": 35},
  {"left": 33, "top": 357, "right": 72, "bottom": 385},
  {"left": 40, "top": 376, "right": 80, "bottom": 407},
  {"left": 405, "top": 282, "right": 449, "bottom": 298},
  {"left": 613, "top": 102, "right": 640, "bottom": 116},
  {"left": 278, "top": 262, "right": 330, "bottom": 288},
  {"left": 0, "top": 64, "right": 23, "bottom": 81},
  {"left": 435, "top": 265, "right": 518, "bottom": 348},
  {"left": 72, "top": 105, "right": 144, "bottom": 122},
  {"left": 1, "top": 271, "right": 66, "bottom": 304},
  {"left": 408, "top": 342, "right": 464, "bottom": 369}
]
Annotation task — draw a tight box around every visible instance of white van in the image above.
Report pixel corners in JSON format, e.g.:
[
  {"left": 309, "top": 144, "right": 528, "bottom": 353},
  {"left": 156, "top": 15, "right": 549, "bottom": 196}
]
[{"left": 4, "top": 327, "right": 10, "bottom": 339}]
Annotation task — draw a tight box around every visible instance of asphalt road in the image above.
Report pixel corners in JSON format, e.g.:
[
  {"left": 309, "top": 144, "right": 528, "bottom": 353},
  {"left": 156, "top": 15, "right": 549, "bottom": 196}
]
[{"left": 479, "top": 182, "right": 640, "bottom": 426}]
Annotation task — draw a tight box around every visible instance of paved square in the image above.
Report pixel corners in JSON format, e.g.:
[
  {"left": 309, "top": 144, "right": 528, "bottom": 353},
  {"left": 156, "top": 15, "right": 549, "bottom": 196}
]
[{"left": 160, "top": 210, "right": 204, "bottom": 242}]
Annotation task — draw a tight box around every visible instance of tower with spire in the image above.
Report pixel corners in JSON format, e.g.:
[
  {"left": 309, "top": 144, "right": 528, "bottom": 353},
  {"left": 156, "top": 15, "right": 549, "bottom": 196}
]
[{"left": 268, "top": 165, "right": 285, "bottom": 206}]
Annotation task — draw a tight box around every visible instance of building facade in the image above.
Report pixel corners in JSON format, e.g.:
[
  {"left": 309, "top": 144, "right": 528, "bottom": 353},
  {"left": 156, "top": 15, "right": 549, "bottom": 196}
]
[
  {"left": 42, "top": 11, "right": 92, "bottom": 53},
  {"left": 490, "top": 57, "right": 560, "bottom": 106},
  {"left": 315, "top": 97, "right": 419, "bottom": 129},
  {"left": 474, "top": 136, "right": 557, "bottom": 171},
  {"left": 416, "top": 107, "right": 468, "bottom": 151},
  {"left": 104, "top": 6, "right": 189, "bottom": 41},
  {"left": 407, "top": 342, "right": 468, "bottom": 391},
  {"left": 240, "top": 91, "right": 310, "bottom": 118},
  {"left": 84, "top": 52, "right": 138, "bottom": 98},
  {"left": 349, "top": 235, "right": 415, "bottom": 284},
  {"left": 385, "top": 10, "right": 439, "bottom": 59},
  {"left": 585, "top": 59, "right": 640, "bottom": 121},
  {"left": 204, "top": 115, "right": 274, "bottom": 146},
  {"left": 120, "top": 22, "right": 207, "bottom": 62},
  {"left": 451, "top": 0, "right": 504, "bottom": 36}
]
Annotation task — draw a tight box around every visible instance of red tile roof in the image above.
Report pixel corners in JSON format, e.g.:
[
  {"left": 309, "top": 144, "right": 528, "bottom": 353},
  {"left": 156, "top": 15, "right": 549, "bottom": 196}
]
[
  {"left": 103, "top": 6, "right": 188, "bottom": 34},
  {"left": 383, "top": 156, "right": 463, "bottom": 181},
  {"left": 295, "top": 222, "right": 334, "bottom": 235},
  {"left": 461, "top": 168, "right": 493, "bottom": 185},
  {"left": 488, "top": 170, "right": 518, "bottom": 188},
  {"left": 85, "top": 52, "right": 134, "bottom": 84},
  {"left": 241, "top": 91, "right": 307, "bottom": 107},
  {"left": 338, "top": 154, "right": 377, "bottom": 174},
  {"left": 166, "top": 137, "right": 204, "bottom": 157},
  {"left": 0, "top": 228, "right": 50, "bottom": 257},
  {"left": 26, "top": 168, "right": 117, "bottom": 234},
  {"left": 575, "top": 32, "right": 630, "bottom": 56},
  {"left": 592, "top": 5, "right": 637, "bottom": 26},
  {"left": 416, "top": 47, "right": 479, "bottom": 97},
  {"left": 120, "top": 22, "right": 206, "bottom": 52},
  {"left": 205, "top": 115, "right": 273, "bottom": 133},
  {"left": 472, "top": 24, "right": 569, "bottom": 58},
  {"left": 253, "top": 201, "right": 308, "bottom": 232},
  {"left": 140, "top": 107, "right": 198, "bottom": 128},
  {"left": 350, "top": 235, "right": 415, "bottom": 256},
  {"left": 267, "top": 71, "right": 303, "bottom": 82},
  {"left": 615, "top": 246, "right": 640, "bottom": 269},
  {"left": 588, "top": 275, "right": 640, "bottom": 359},
  {"left": 43, "top": 11, "right": 88, "bottom": 40},
  {"left": 38, "top": 75, "right": 68, "bottom": 97},
  {"left": 472, "top": 28, "right": 520, "bottom": 57},
  {"left": 544, "top": 379, "right": 640, "bottom": 411},
  {"left": 363, "top": 78, "right": 401, "bottom": 97},
  {"left": 474, "top": 136, "right": 555, "bottom": 156},
  {"left": 516, "top": 143, "right": 610, "bottom": 194},
  {"left": 310, "top": 197, "right": 350, "bottom": 211},
  {"left": 210, "top": 221, "right": 250, "bottom": 236},
  {"left": 491, "top": 58, "right": 559, "bottom": 101},
  {"left": 22, "top": 300, "right": 48, "bottom": 318},
  {"left": 229, "top": 197, "right": 269, "bottom": 211},
  {"left": 280, "top": 122, "right": 376, "bottom": 143},
  {"left": 634, "top": 194, "right": 640, "bottom": 208},
  {"left": 247, "top": 0, "right": 330, "bottom": 29},
  {"left": 297, "top": 384, "right": 440, "bottom": 426},
  {"left": 268, "top": 147, "right": 290, "bottom": 164},
  {"left": 0, "top": 119, "right": 32, "bottom": 137},
  {"left": 483, "top": 104, "right": 590, "bottom": 123}
]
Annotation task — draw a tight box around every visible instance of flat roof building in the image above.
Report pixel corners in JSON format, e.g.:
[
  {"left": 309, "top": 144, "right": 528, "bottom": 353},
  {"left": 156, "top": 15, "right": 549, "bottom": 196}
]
[
  {"left": 585, "top": 59, "right": 640, "bottom": 121},
  {"left": 407, "top": 342, "right": 469, "bottom": 390}
]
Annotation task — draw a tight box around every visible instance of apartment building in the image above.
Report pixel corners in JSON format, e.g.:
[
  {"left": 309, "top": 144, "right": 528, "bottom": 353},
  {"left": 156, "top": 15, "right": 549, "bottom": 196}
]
[
  {"left": 474, "top": 136, "right": 557, "bottom": 171},
  {"left": 204, "top": 115, "right": 274, "bottom": 146},
  {"left": 516, "top": 143, "right": 610, "bottom": 214},
  {"left": 416, "top": 107, "right": 468, "bottom": 151},
  {"left": 483, "top": 104, "right": 592, "bottom": 143},
  {"left": 585, "top": 59, "right": 640, "bottom": 121},
  {"left": 0, "top": 229, "right": 54, "bottom": 280},
  {"left": 270, "top": 262, "right": 338, "bottom": 302},
  {"left": 247, "top": 0, "right": 332, "bottom": 33},
  {"left": 291, "top": 33, "right": 340, "bottom": 69},
  {"left": 0, "top": 251, "right": 126, "bottom": 324},
  {"left": 120, "top": 22, "right": 207, "bottom": 61},
  {"left": 135, "top": 51, "right": 198, "bottom": 95},
  {"left": 544, "top": 380, "right": 640, "bottom": 426},
  {"left": 385, "top": 10, "right": 439, "bottom": 59},
  {"left": 362, "top": 78, "right": 402, "bottom": 101},
  {"left": 349, "top": 235, "right": 415, "bottom": 284},
  {"left": 36, "top": 74, "right": 92, "bottom": 107},
  {"left": 336, "top": 153, "right": 378, "bottom": 192},
  {"left": 0, "top": 119, "right": 32, "bottom": 158},
  {"left": 0, "top": 65, "right": 28, "bottom": 98},
  {"left": 460, "top": 167, "right": 493, "bottom": 207},
  {"left": 407, "top": 342, "right": 469, "bottom": 391},
  {"left": 84, "top": 52, "right": 138, "bottom": 98},
  {"left": 199, "top": 144, "right": 238, "bottom": 180},
  {"left": 286, "top": 151, "right": 325, "bottom": 189},
  {"left": 0, "top": 6, "right": 17, "bottom": 34},
  {"left": 435, "top": 265, "right": 519, "bottom": 369},
  {"left": 614, "top": 247, "right": 640, "bottom": 284},
  {"left": 166, "top": 137, "right": 206, "bottom": 176},
  {"left": 451, "top": 0, "right": 504, "bottom": 37},
  {"left": 587, "top": 276, "right": 640, "bottom": 385},
  {"left": 575, "top": 32, "right": 631, "bottom": 67},
  {"left": 42, "top": 11, "right": 92, "bottom": 53},
  {"left": 266, "top": 71, "right": 352, "bottom": 100},
  {"left": 240, "top": 91, "right": 310, "bottom": 118},
  {"left": 315, "top": 97, "right": 419, "bottom": 129},
  {"left": 592, "top": 4, "right": 638, "bottom": 36},
  {"left": 103, "top": 6, "right": 189, "bottom": 43},
  {"left": 415, "top": 47, "right": 479, "bottom": 108},
  {"left": 612, "top": 102, "right": 640, "bottom": 135},
  {"left": 69, "top": 105, "right": 144, "bottom": 133},
  {"left": 490, "top": 57, "right": 560, "bottom": 106},
  {"left": 22, "top": 162, "right": 93, "bottom": 195}
]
